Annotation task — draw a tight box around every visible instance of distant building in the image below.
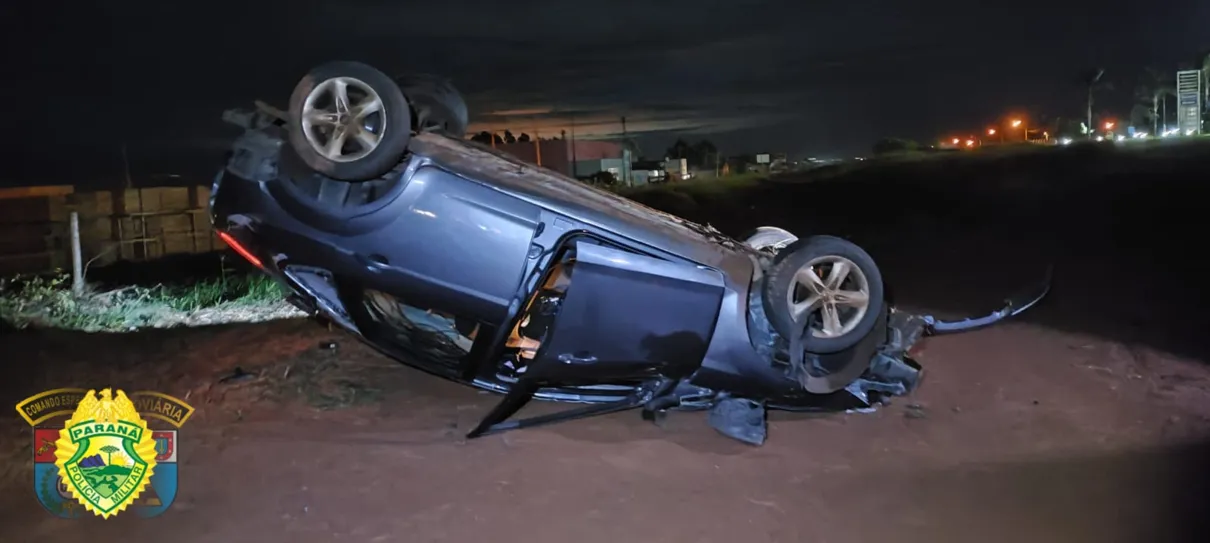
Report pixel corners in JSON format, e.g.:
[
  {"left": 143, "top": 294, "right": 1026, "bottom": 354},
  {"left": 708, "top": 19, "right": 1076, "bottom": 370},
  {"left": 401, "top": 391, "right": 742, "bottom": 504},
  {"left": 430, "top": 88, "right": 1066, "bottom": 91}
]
[
  {"left": 1176, "top": 69, "right": 1202, "bottom": 136},
  {"left": 631, "top": 160, "right": 667, "bottom": 185},
  {"left": 664, "top": 158, "right": 688, "bottom": 180},
  {"left": 575, "top": 158, "right": 628, "bottom": 180},
  {"left": 492, "top": 139, "right": 625, "bottom": 179}
]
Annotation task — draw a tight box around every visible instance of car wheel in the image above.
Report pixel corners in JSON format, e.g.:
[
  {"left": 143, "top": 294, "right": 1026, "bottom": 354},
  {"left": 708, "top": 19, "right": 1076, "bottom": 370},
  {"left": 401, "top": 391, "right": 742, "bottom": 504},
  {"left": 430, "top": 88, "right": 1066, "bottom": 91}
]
[
  {"left": 395, "top": 73, "right": 469, "bottom": 138},
  {"left": 287, "top": 61, "right": 413, "bottom": 181},
  {"left": 761, "top": 235, "right": 884, "bottom": 354}
]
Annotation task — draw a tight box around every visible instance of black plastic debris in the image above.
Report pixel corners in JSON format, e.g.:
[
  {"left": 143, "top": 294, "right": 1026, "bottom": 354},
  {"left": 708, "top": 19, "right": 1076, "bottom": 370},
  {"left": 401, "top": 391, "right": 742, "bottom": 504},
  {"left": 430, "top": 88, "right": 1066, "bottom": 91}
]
[
  {"left": 708, "top": 398, "right": 767, "bottom": 446},
  {"left": 218, "top": 366, "right": 256, "bottom": 384}
]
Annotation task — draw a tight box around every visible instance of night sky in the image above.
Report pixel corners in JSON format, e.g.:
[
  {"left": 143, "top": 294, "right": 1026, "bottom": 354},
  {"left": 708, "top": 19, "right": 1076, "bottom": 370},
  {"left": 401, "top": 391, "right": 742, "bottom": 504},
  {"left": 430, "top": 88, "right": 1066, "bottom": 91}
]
[{"left": 3, "top": 0, "right": 1206, "bottom": 186}]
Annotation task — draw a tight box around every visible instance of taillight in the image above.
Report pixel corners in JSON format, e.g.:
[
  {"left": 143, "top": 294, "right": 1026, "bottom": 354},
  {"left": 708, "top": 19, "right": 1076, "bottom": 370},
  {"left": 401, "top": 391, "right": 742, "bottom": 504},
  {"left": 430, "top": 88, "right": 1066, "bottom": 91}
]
[{"left": 216, "top": 230, "right": 264, "bottom": 270}]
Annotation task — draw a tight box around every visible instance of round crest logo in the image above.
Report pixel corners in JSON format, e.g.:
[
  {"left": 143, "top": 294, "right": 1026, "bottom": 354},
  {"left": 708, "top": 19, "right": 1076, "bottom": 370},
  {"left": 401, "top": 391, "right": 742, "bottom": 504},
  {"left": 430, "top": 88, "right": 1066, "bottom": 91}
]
[
  {"left": 53, "top": 389, "right": 158, "bottom": 519},
  {"left": 17, "top": 387, "right": 194, "bottom": 519}
]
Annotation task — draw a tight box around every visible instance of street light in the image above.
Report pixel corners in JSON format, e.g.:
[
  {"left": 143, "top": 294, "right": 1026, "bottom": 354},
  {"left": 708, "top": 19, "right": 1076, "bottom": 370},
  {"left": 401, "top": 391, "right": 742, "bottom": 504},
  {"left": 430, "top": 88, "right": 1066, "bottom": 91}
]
[
  {"left": 951, "top": 138, "right": 960, "bottom": 145},
  {"left": 1010, "top": 118, "right": 1028, "bottom": 142},
  {"left": 987, "top": 128, "right": 996, "bottom": 135},
  {"left": 1104, "top": 121, "right": 1115, "bottom": 131}
]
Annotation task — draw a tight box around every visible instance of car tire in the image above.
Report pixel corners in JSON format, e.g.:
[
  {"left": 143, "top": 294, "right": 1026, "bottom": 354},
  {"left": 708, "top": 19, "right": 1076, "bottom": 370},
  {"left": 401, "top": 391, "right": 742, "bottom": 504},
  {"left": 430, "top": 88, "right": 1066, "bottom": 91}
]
[
  {"left": 287, "top": 61, "right": 413, "bottom": 182},
  {"left": 761, "top": 235, "right": 884, "bottom": 354},
  {"left": 267, "top": 143, "right": 409, "bottom": 232},
  {"left": 395, "top": 73, "right": 469, "bottom": 138}
]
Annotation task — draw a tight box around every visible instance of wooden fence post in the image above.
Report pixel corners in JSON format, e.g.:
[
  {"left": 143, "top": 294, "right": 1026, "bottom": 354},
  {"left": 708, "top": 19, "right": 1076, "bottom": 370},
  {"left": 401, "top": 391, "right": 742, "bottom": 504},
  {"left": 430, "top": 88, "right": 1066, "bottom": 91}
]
[{"left": 70, "top": 211, "right": 83, "bottom": 297}]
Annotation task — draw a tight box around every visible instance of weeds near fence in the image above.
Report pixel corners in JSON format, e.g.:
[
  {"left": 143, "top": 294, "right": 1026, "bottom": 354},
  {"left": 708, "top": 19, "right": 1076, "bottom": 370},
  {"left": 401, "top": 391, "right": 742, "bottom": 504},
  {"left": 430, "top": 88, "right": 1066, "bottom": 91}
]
[{"left": 0, "top": 272, "right": 303, "bottom": 332}]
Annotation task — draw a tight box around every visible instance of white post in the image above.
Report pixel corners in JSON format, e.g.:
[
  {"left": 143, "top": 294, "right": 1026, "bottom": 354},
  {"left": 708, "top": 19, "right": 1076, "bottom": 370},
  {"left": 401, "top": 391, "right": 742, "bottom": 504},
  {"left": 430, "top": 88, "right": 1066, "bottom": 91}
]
[{"left": 70, "top": 211, "right": 83, "bottom": 297}]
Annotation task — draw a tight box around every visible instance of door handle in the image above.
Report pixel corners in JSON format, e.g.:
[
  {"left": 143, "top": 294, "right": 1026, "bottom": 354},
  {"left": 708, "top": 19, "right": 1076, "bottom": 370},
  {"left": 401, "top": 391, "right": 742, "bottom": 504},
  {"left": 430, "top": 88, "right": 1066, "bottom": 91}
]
[
  {"left": 354, "top": 253, "right": 391, "bottom": 271},
  {"left": 557, "top": 352, "right": 598, "bottom": 365}
]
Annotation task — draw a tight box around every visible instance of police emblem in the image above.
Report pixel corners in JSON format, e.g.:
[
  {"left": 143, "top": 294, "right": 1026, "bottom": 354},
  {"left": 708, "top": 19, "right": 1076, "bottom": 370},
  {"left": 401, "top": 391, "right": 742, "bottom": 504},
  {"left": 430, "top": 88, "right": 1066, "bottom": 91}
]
[{"left": 17, "top": 388, "right": 194, "bottom": 519}]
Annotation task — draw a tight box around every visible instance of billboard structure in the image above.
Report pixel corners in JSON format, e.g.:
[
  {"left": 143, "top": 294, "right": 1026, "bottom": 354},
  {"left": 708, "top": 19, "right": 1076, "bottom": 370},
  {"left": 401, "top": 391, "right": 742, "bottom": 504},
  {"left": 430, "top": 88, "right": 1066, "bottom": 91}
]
[{"left": 1176, "top": 69, "right": 1202, "bottom": 136}]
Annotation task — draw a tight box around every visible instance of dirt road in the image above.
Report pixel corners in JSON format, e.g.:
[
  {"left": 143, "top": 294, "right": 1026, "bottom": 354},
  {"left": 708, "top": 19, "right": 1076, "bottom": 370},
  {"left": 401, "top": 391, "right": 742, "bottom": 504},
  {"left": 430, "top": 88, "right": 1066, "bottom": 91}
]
[{"left": 2, "top": 313, "right": 1207, "bottom": 543}]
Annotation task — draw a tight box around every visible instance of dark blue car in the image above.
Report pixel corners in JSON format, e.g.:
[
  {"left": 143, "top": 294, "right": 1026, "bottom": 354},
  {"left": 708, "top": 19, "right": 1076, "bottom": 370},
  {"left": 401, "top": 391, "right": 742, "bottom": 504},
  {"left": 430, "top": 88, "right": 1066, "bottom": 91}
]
[{"left": 211, "top": 61, "right": 1048, "bottom": 445}]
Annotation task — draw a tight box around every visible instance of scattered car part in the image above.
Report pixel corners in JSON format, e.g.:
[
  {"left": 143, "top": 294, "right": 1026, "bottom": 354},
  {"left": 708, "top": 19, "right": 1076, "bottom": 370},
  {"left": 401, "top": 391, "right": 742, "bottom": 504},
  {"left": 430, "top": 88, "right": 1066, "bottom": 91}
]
[
  {"left": 742, "top": 226, "right": 798, "bottom": 253},
  {"left": 218, "top": 366, "right": 256, "bottom": 384},
  {"left": 708, "top": 397, "right": 768, "bottom": 445},
  {"left": 923, "top": 265, "right": 1053, "bottom": 334}
]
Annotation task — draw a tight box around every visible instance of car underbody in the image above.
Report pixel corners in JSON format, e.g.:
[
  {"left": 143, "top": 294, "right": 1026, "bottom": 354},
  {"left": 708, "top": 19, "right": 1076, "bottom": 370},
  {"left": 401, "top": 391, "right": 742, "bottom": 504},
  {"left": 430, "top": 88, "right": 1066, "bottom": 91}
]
[{"left": 276, "top": 245, "right": 1047, "bottom": 445}]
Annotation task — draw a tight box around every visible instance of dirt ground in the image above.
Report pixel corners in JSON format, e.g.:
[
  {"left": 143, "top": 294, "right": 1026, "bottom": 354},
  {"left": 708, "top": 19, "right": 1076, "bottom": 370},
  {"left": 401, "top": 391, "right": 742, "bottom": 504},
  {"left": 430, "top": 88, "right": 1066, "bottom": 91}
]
[
  {"left": 2, "top": 316, "right": 1208, "bottom": 543},
  {"left": 3, "top": 141, "right": 1210, "bottom": 542}
]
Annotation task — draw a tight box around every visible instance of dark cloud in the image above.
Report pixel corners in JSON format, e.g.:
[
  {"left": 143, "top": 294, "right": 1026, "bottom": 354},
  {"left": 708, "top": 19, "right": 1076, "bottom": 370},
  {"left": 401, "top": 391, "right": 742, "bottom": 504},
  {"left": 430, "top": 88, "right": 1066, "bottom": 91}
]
[{"left": 3, "top": 0, "right": 1207, "bottom": 184}]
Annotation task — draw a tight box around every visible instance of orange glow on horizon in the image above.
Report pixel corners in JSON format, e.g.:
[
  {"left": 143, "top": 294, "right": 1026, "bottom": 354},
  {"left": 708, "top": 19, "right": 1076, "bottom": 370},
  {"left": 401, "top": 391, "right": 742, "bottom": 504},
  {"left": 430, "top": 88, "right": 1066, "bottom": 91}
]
[{"left": 481, "top": 107, "right": 556, "bottom": 117}]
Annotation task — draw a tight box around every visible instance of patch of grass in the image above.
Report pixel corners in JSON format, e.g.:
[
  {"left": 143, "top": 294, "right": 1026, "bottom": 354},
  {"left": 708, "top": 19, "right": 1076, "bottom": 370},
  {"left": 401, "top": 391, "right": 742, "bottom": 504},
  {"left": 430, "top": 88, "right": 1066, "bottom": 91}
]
[
  {"left": 159, "top": 275, "right": 283, "bottom": 312},
  {"left": 0, "top": 271, "right": 299, "bottom": 332},
  {"left": 616, "top": 173, "right": 768, "bottom": 218},
  {"left": 618, "top": 172, "right": 765, "bottom": 198}
]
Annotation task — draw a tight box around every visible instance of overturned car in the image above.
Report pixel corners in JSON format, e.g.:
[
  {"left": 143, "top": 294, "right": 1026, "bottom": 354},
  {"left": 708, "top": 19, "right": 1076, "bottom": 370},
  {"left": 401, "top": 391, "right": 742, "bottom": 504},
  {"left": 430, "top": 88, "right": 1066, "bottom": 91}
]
[{"left": 212, "top": 61, "right": 1049, "bottom": 445}]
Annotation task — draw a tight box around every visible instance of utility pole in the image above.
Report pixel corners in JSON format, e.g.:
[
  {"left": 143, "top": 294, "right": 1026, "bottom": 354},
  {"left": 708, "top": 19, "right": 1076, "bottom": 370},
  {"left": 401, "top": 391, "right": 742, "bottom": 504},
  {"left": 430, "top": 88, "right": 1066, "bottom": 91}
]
[
  {"left": 620, "top": 116, "right": 629, "bottom": 185},
  {"left": 1162, "top": 96, "right": 1167, "bottom": 134},
  {"left": 1089, "top": 86, "right": 1098, "bottom": 137},
  {"left": 534, "top": 129, "right": 542, "bottom": 166},
  {"left": 569, "top": 114, "right": 578, "bottom": 178}
]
